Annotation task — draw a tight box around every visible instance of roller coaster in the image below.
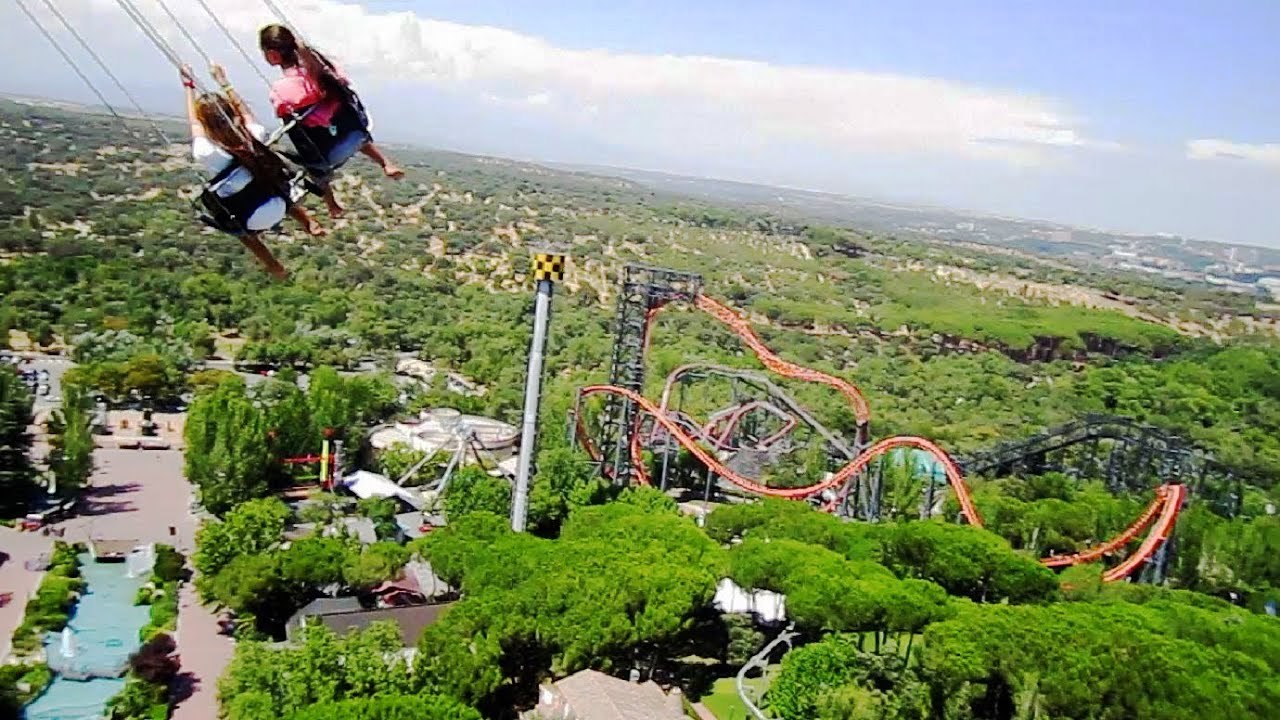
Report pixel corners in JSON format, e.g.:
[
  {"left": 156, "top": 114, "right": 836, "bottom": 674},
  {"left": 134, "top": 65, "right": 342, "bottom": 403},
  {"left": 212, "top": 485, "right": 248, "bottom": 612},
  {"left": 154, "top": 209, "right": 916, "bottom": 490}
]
[{"left": 570, "top": 264, "right": 1223, "bottom": 583}]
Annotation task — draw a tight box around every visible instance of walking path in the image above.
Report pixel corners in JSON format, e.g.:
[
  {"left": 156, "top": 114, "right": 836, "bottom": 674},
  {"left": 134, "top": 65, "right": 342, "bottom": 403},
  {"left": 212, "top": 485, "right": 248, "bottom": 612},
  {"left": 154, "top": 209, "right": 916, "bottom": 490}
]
[
  {"left": 56, "top": 449, "right": 195, "bottom": 551},
  {"left": 51, "top": 448, "right": 232, "bottom": 719},
  {"left": 0, "top": 526, "right": 53, "bottom": 661},
  {"left": 171, "top": 583, "right": 232, "bottom": 720}
]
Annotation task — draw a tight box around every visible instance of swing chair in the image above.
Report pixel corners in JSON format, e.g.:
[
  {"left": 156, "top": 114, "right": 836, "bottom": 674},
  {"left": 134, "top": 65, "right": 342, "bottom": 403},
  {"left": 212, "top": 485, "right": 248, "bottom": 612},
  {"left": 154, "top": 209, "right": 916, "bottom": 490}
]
[
  {"left": 280, "top": 79, "right": 373, "bottom": 183},
  {"left": 116, "top": 0, "right": 329, "bottom": 276},
  {"left": 254, "top": 21, "right": 375, "bottom": 183},
  {"left": 193, "top": 123, "right": 314, "bottom": 238},
  {"left": 25, "top": 0, "right": 357, "bottom": 277}
]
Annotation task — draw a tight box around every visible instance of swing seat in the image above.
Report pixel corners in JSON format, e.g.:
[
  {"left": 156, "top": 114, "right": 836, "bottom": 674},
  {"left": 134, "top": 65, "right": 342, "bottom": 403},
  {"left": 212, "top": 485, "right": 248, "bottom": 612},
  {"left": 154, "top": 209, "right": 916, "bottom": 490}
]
[
  {"left": 195, "top": 168, "right": 309, "bottom": 237},
  {"left": 283, "top": 92, "right": 372, "bottom": 181}
]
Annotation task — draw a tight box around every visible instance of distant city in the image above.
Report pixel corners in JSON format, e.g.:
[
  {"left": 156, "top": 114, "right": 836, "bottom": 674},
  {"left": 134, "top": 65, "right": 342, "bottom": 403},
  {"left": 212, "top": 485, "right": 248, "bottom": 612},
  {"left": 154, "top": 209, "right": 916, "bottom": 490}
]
[{"left": 567, "top": 164, "right": 1280, "bottom": 301}]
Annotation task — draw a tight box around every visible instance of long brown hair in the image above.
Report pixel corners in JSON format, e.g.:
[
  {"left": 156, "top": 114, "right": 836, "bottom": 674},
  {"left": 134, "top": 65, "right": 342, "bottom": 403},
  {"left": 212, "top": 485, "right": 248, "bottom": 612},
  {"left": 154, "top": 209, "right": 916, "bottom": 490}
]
[
  {"left": 194, "top": 93, "right": 290, "bottom": 196},
  {"left": 259, "top": 24, "right": 346, "bottom": 100}
]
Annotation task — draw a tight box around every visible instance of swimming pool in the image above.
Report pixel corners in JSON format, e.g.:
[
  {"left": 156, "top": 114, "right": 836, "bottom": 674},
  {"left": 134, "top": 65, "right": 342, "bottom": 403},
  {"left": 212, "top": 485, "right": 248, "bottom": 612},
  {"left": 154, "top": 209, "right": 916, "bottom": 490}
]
[{"left": 23, "top": 551, "right": 152, "bottom": 720}]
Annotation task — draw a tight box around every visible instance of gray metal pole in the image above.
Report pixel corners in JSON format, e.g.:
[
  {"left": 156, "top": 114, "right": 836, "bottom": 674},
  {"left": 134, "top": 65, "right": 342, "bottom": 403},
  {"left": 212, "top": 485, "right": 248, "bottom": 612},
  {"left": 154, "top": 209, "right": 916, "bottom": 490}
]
[{"left": 511, "top": 278, "right": 554, "bottom": 532}]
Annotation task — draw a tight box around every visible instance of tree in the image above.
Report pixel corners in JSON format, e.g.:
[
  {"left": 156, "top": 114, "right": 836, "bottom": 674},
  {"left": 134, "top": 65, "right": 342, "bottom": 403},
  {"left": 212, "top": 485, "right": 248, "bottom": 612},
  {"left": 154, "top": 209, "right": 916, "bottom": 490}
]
[
  {"left": 527, "top": 447, "right": 609, "bottom": 535},
  {"left": 356, "top": 497, "right": 399, "bottom": 540},
  {"left": 284, "top": 694, "right": 481, "bottom": 720},
  {"left": 614, "top": 485, "right": 679, "bottom": 515},
  {"left": 921, "top": 601, "right": 1280, "bottom": 720},
  {"left": 377, "top": 446, "right": 445, "bottom": 487},
  {"left": 414, "top": 503, "right": 725, "bottom": 711},
  {"left": 129, "top": 633, "right": 180, "bottom": 685},
  {"left": 444, "top": 466, "right": 511, "bottom": 521},
  {"left": 307, "top": 367, "right": 355, "bottom": 439},
  {"left": 47, "top": 383, "right": 94, "bottom": 494},
  {"left": 723, "top": 613, "right": 765, "bottom": 666},
  {"left": 342, "top": 542, "right": 410, "bottom": 590},
  {"left": 121, "top": 352, "right": 186, "bottom": 402},
  {"left": 769, "top": 635, "right": 863, "bottom": 720},
  {"left": 194, "top": 497, "right": 291, "bottom": 586},
  {"left": 279, "top": 535, "right": 355, "bottom": 588},
  {"left": 770, "top": 635, "right": 930, "bottom": 720},
  {"left": 185, "top": 378, "right": 274, "bottom": 514},
  {"left": 219, "top": 623, "right": 417, "bottom": 719},
  {"left": 203, "top": 553, "right": 301, "bottom": 631},
  {"left": 877, "top": 521, "right": 1059, "bottom": 604},
  {"left": 0, "top": 367, "right": 36, "bottom": 516}
]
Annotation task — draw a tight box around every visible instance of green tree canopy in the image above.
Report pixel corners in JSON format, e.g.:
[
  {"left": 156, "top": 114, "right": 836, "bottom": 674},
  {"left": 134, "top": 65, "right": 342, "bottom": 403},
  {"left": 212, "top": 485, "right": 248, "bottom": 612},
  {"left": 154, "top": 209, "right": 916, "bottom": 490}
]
[{"left": 0, "top": 366, "right": 36, "bottom": 515}]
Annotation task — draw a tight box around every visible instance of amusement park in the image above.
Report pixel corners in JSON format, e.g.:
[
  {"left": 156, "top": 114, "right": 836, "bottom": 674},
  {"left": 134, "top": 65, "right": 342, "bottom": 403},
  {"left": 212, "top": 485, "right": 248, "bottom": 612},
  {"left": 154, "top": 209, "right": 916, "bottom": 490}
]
[{"left": 2, "top": 1, "right": 1279, "bottom": 719}]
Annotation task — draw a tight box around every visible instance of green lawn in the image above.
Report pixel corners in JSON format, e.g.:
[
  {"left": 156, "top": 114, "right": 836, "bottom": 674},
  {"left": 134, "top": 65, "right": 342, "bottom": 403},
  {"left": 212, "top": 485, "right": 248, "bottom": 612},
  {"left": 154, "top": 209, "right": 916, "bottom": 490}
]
[{"left": 700, "top": 674, "right": 770, "bottom": 720}]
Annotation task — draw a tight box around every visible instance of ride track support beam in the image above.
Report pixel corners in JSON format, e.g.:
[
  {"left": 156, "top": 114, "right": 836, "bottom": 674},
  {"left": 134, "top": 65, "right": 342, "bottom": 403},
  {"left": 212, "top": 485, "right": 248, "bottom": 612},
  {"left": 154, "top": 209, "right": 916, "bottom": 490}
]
[
  {"left": 596, "top": 264, "right": 703, "bottom": 484},
  {"left": 511, "top": 252, "right": 566, "bottom": 533}
]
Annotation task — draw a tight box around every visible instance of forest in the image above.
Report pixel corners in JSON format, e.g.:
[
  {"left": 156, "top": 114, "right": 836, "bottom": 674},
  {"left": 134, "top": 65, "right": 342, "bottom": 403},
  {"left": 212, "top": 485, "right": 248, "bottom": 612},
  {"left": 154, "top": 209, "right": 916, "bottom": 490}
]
[{"left": 2, "top": 99, "right": 1279, "bottom": 720}]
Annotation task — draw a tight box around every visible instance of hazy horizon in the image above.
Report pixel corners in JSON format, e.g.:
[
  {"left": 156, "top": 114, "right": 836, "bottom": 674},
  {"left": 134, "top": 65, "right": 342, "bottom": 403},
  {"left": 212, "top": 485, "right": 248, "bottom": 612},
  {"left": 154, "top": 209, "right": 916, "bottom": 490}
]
[{"left": 4, "top": 1, "right": 1277, "bottom": 247}]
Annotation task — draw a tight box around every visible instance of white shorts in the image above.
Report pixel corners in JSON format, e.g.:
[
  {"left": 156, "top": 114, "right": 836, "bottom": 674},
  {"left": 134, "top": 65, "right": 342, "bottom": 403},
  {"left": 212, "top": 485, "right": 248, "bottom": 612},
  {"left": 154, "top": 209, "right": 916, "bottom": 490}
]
[{"left": 245, "top": 197, "right": 287, "bottom": 231}]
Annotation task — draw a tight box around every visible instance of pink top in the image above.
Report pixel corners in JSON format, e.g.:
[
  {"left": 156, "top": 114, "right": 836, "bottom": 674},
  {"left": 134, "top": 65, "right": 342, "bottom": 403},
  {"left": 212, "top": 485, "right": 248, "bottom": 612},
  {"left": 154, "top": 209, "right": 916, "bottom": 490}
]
[{"left": 269, "top": 64, "right": 346, "bottom": 127}]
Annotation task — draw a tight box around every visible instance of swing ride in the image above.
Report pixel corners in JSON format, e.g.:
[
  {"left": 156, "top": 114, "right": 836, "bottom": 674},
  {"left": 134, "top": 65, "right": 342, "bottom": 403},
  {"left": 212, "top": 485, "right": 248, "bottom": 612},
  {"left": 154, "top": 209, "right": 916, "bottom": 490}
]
[
  {"left": 16, "top": 0, "right": 392, "bottom": 279},
  {"left": 17, "top": 2, "right": 1196, "bottom": 587}
]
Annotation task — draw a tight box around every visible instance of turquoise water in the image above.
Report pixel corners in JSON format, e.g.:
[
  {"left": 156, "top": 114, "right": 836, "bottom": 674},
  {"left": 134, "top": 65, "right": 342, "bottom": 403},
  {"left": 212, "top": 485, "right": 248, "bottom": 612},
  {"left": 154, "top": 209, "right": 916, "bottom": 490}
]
[
  {"left": 22, "top": 678, "right": 125, "bottom": 720},
  {"left": 895, "top": 448, "right": 948, "bottom": 484},
  {"left": 23, "top": 552, "right": 151, "bottom": 720}
]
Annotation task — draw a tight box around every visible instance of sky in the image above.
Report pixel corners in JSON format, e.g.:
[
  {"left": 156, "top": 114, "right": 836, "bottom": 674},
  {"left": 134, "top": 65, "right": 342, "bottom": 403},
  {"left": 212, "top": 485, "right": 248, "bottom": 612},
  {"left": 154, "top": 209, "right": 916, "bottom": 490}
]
[{"left": 3, "top": 0, "right": 1278, "bottom": 247}]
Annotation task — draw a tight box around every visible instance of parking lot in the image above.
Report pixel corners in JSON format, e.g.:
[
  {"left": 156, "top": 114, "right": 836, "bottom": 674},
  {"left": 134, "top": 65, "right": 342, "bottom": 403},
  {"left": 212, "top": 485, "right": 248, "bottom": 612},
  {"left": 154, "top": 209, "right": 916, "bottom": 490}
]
[{"left": 2, "top": 351, "right": 73, "bottom": 410}]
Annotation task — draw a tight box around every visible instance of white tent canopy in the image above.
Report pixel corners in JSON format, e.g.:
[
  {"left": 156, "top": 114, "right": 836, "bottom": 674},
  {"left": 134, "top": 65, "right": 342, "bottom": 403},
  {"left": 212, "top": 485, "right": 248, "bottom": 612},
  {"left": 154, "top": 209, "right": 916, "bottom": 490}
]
[{"left": 340, "top": 470, "right": 425, "bottom": 510}]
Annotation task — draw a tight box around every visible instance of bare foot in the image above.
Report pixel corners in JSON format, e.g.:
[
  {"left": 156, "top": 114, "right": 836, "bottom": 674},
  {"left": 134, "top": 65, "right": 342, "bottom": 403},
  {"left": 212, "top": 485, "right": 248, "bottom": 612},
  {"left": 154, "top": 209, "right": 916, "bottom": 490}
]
[
  {"left": 325, "top": 198, "right": 345, "bottom": 219},
  {"left": 307, "top": 221, "right": 328, "bottom": 237},
  {"left": 383, "top": 164, "right": 405, "bottom": 180}
]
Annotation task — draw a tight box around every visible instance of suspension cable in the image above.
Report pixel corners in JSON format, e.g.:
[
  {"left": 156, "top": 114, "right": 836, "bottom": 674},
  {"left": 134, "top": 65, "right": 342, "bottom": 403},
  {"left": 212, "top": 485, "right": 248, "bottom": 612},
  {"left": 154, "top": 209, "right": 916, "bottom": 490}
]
[
  {"left": 193, "top": 0, "right": 273, "bottom": 87},
  {"left": 261, "top": 0, "right": 300, "bottom": 33},
  {"left": 14, "top": 0, "right": 132, "bottom": 131},
  {"left": 113, "top": 0, "right": 193, "bottom": 81},
  {"left": 151, "top": 0, "right": 216, "bottom": 69},
  {"left": 38, "top": 0, "right": 179, "bottom": 149}
]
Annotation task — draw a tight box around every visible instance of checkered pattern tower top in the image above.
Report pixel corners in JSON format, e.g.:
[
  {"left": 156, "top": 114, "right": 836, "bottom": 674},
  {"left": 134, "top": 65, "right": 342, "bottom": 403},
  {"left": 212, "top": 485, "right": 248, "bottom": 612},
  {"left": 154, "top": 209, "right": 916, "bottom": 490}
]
[{"left": 532, "top": 253, "right": 566, "bottom": 282}]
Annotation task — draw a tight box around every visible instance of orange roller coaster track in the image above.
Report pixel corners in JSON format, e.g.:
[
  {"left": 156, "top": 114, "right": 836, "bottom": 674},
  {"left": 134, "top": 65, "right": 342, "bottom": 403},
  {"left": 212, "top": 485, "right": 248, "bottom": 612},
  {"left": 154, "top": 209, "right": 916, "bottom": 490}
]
[{"left": 576, "top": 293, "right": 1185, "bottom": 582}]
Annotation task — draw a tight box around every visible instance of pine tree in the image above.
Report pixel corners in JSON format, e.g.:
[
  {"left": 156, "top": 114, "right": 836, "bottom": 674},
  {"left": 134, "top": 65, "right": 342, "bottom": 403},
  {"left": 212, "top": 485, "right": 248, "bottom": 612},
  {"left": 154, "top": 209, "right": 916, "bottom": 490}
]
[
  {"left": 0, "top": 366, "right": 36, "bottom": 515},
  {"left": 48, "top": 383, "right": 94, "bottom": 494}
]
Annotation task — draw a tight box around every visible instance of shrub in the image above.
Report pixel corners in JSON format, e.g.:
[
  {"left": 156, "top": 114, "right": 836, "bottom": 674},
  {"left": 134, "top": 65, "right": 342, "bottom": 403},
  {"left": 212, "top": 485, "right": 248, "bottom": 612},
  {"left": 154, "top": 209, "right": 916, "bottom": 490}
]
[
  {"left": 130, "top": 633, "right": 180, "bottom": 685},
  {"left": 152, "top": 545, "right": 187, "bottom": 583}
]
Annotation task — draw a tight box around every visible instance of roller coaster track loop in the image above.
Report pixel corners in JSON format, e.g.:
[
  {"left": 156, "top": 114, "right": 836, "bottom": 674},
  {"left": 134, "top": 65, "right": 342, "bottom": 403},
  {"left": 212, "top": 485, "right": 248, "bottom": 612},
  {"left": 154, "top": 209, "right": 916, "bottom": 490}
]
[
  {"left": 576, "top": 384, "right": 983, "bottom": 523},
  {"left": 690, "top": 295, "right": 872, "bottom": 427},
  {"left": 580, "top": 289, "right": 1182, "bottom": 582}
]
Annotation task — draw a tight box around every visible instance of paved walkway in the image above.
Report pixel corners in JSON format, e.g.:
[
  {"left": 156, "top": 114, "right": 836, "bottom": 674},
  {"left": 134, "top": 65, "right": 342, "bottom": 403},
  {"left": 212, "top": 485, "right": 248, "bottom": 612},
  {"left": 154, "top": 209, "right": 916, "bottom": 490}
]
[
  {"left": 171, "top": 582, "right": 232, "bottom": 720},
  {"left": 52, "top": 448, "right": 232, "bottom": 718},
  {"left": 0, "top": 526, "right": 54, "bottom": 661},
  {"left": 56, "top": 449, "right": 196, "bottom": 552}
]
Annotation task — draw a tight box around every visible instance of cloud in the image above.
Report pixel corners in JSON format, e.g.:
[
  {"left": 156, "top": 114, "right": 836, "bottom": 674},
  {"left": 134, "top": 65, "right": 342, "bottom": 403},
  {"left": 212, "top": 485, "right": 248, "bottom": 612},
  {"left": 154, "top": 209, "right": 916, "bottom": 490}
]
[
  {"left": 48, "top": 0, "right": 1111, "bottom": 168},
  {"left": 1186, "top": 138, "right": 1280, "bottom": 168}
]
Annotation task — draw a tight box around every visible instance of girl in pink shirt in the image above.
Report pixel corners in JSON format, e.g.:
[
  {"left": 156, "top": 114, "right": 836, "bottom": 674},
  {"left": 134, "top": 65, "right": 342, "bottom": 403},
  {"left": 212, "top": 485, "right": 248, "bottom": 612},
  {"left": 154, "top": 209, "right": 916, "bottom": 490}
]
[{"left": 259, "top": 24, "right": 403, "bottom": 217}]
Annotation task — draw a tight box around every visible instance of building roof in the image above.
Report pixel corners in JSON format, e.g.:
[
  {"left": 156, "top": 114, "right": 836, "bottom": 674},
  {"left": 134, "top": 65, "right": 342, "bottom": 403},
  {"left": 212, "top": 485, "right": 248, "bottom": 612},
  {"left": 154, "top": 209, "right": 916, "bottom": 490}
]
[
  {"left": 313, "top": 603, "right": 454, "bottom": 647},
  {"left": 285, "top": 516, "right": 379, "bottom": 545},
  {"left": 394, "top": 511, "right": 447, "bottom": 540},
  {"left": 294, "top": 596, "right": 363, "bottom": 620},
  {"left": 341, "top": 516, "right": 379, "bottom": 545},
  {"left": 551, "top": 670, "right": 685, "bottom": 720},
  {"left": 405, "top": 559, "right": 454, "bottom": 599}
]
